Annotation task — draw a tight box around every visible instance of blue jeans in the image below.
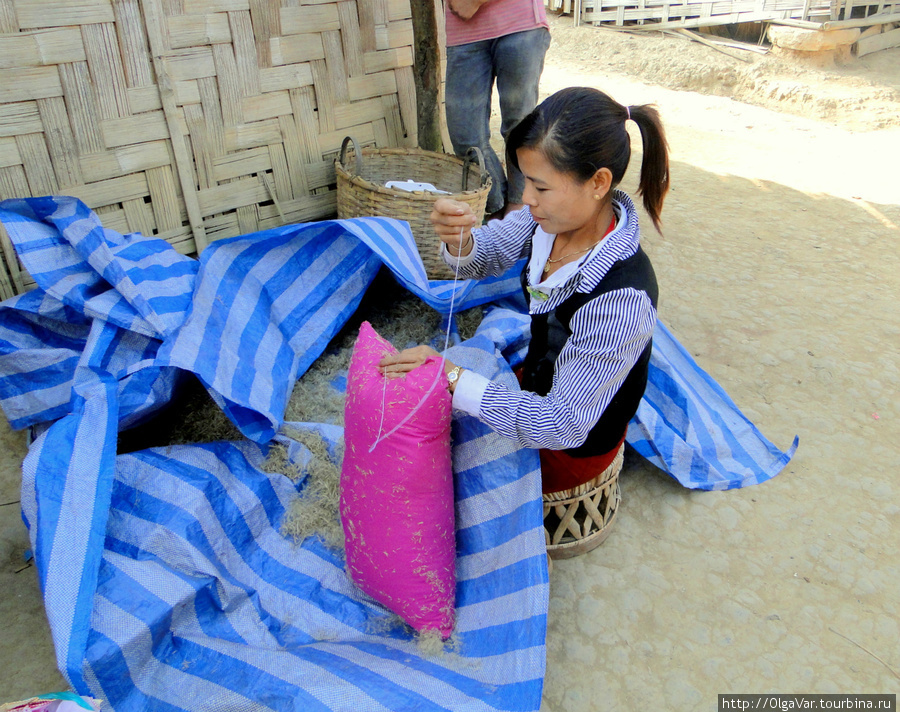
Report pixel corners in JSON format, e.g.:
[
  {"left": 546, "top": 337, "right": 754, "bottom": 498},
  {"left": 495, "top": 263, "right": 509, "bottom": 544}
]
[{"left": 445, "top": 27, "right": 551, "bottom": 214}]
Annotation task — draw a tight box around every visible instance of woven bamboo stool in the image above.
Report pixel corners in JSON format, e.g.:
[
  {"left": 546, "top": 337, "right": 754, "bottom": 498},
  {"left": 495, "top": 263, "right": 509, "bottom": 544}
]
[{"left": 543, "top": 443, "right": 624, "bottom": 560}]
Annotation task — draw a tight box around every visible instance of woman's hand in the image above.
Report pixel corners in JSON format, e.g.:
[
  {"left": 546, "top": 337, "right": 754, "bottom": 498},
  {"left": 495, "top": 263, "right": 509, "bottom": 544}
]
[
  {"left": 378, "top": 346, "right": 459, "bottom": 388},
  {"left": 448, "top": 0, "right": 490, "bottom": 20},
  {"left": 431, "top": 198, "right": 477, "bottom": 257}
]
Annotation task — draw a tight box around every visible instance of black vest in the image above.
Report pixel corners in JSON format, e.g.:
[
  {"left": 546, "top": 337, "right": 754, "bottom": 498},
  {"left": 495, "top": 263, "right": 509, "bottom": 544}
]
[{"left": 519, "top": 246, "right": 659, "bottom": 457}]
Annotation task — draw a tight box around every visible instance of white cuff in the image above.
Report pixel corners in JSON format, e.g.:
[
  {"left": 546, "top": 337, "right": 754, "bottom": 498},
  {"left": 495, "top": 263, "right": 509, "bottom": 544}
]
[
  {"left": 451, "top": 369, "right": 489, "bottom": 418},
  {"left": 441, "top": 237, "right": 477, "bottom": 270}
]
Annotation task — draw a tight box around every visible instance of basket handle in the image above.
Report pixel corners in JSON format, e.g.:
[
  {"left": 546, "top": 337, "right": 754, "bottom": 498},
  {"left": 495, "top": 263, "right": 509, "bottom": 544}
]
[
  {"left": 462, "top": 147, "right": 488, "bottom": 192},
  {"left": 339, "top": 136, "right": 362, "bottom": 177}
]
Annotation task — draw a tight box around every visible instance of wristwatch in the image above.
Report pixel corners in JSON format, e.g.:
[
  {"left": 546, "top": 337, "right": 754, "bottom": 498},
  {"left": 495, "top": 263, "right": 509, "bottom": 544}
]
[{"left": 446, "top": 365, "right": 462, "bottom": 390}]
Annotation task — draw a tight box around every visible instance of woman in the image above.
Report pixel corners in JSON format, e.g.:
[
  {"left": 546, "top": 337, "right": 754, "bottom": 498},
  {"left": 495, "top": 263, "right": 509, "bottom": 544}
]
[{"left": 379, "top": 87, "right": 670, "bottom": 557}]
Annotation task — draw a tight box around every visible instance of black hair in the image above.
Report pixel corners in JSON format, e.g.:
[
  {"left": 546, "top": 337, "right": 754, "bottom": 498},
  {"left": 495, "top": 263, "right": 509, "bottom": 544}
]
[{"left": 507, "top": 87, "right": 670, "bottom": 232}]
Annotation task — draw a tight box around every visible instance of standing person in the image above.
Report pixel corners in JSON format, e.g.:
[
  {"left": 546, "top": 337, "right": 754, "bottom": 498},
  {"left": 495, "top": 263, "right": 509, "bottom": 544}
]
[
  {"left": 380, "top": 87, "right": 670, "bottom": 559},
  {"left": 444, "top": 0, "right": 551, "bottom": 218}
]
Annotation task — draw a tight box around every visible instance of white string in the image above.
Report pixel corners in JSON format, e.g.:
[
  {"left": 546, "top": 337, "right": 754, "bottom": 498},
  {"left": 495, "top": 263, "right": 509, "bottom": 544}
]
[
  {"left": 371, "top": 363, "right": 388, "bottom": 451},
  {"left": 441, "top": 227, "right": 465, "bottom": 355},
  {"left": 369, "top": 226, "right": 467, "bottom": 452}
]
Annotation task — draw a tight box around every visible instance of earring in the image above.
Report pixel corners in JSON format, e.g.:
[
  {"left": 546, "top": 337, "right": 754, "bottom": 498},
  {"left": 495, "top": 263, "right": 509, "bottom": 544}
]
[{"left": 593, "top": 194, "right": 601, "bottom": 201}]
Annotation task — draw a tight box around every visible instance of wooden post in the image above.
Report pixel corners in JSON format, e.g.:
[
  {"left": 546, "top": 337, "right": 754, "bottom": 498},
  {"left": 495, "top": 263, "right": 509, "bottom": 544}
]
[{"left": 410, "top": 0, "right": 444, "bottom": 152}]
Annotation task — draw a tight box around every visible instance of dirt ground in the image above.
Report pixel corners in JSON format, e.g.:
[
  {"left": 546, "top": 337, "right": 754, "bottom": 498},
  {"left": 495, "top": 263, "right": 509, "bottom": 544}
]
[
  {"left": 537, "top": 12, "right": 900, "bottom": 710},
  {"left": 2, "top": 11, "right": 900, "bottom": 708}
]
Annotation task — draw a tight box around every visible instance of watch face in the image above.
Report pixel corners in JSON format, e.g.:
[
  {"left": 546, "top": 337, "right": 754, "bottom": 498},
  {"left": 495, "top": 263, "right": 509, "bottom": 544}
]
[{"left": 448, "top": 369, "right": 459, "bottom": 383}]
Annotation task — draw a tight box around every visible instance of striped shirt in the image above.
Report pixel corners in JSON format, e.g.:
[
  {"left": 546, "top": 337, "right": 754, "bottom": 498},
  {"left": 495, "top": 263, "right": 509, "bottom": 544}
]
[
  {"left": 445, "top": 0, "right": 548, "bottom": 47},
  {"left": 444, "top": 191, "right": 658, "bottom": 451}
]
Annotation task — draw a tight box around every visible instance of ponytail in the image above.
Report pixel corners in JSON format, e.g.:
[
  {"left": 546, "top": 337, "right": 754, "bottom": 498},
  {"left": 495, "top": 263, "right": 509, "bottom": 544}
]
[{"left": 628, "top": 104, "right": 669, "bottom": 233}]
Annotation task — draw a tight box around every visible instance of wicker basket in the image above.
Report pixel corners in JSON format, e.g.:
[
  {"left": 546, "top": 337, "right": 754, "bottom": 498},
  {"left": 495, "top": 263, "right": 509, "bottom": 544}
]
[
  {"left": 335, "top": 137, "right": 491, "bottom": 280},
  {"left": 543, "top": 443, "right": 624, "bottom": 560}
]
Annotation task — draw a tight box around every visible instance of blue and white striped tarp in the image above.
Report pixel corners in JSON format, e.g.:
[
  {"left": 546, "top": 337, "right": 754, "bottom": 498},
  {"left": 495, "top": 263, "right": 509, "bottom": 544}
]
[{"left": 0, "top": 196, "right": 795, "bottom": 710}]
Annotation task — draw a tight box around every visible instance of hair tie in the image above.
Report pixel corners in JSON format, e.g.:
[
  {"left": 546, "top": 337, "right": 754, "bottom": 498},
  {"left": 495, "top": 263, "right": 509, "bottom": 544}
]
[{"left": 625, "top": 105, "right": 632, "bottom": 122}]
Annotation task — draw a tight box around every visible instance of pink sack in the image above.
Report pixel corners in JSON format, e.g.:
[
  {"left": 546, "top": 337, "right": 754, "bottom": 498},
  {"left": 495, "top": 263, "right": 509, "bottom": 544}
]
[{"left": 340, "top": 321, "right": 456, "bottom": 637}]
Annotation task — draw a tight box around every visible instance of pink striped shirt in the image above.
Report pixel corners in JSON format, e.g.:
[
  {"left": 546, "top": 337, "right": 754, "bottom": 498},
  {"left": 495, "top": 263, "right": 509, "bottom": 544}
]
[{"left": 445, "top": 0, "right": 549, "bottom": 47}]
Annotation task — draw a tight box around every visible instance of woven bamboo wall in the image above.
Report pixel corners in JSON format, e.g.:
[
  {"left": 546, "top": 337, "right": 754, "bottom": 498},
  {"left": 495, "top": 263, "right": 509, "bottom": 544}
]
[
  {"left": 0, "top": 0, "right": 191, "bottom": 297},
  {"left": 0, "top": 0, "right": 421, "bottom": 297}
]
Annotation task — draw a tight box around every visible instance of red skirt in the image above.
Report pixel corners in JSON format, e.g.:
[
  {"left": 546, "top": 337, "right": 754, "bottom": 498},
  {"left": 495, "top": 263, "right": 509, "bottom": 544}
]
[{"left": 539, "top": 432, "right": 626, "bottom": 495}]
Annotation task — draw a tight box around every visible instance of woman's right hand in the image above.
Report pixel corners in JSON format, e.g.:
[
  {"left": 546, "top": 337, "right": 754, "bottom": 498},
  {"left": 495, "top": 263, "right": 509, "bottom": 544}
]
[{"left": 431, "top": 198, "right": 478, "bottom": 255}]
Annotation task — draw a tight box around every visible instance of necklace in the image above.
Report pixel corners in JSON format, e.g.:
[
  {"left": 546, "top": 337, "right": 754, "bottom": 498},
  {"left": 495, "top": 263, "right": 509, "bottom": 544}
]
[{"left": 543, "top": 238, "right": 603, "bottom": 273}]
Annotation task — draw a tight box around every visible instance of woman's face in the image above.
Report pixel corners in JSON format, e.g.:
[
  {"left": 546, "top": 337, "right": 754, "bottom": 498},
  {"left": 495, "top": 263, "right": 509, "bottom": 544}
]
[{"left": 517, "top": 147, "right": 607, "bottom": 238}]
